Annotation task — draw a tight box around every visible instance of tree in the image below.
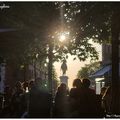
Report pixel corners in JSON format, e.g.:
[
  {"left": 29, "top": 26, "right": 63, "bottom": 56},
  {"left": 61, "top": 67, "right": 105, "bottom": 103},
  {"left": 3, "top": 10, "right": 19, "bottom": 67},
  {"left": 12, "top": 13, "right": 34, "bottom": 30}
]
[
  {"left": 0, "top": 2, "right": 99, "bottom": 62},
  {"left": 77, "top": 62, "right": 101, "bottom": 79},
  {"left": 1, "top": 2, "right": 120, "bottom": 113},
  {"left": 63, "top": 2, "right": 120, "bottom": 113},
  {"left": 52, "top": 66, "right": 59, "bottom": 96},
  {"left": 0, "top": 2, "right": 99, "bottom": 95}
]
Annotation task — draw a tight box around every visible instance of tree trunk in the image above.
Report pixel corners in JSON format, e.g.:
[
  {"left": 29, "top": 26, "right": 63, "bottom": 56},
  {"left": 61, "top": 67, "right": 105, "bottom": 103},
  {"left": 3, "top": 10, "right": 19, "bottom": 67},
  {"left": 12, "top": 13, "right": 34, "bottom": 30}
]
[
  {"left": 24, "top": 63, "right": 26, "bottom": 81},
  {"left": 111, "top": 5, "right": 120, "bottom": 114},
  {"left": 34, "top": 60, "right": 37, "bottom": 80},
  {"left": 48, "top": 41, "right": 53, "bottom": 94},
  {"left": 48, "top": 41, "right": 54, "bottom": 118}
]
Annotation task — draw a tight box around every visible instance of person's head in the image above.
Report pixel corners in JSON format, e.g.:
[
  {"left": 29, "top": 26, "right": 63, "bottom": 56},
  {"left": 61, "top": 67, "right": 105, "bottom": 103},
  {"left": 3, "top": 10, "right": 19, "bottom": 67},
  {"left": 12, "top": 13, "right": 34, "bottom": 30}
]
[
  {"left": 4, "top": 85, "right": 10, "bottom": 93},
  {"left": 35, "top": 77, "right": 43, "bottom": 87},
  {"left": 60, "top": 83, "right": 67, "bottom": 90},
  {"left": 57, "top": 83, "right": 67, "bottom": 93},
  {"left": 73, "top": 78, "right": 82, "bottom": 88},
  {"left": 22, "top": 81, "right": 29, "bottom": 90},
  {"left": 28, "top": 80, "right": 35, "bottom": 90},
  {"left": 15, "top": 81, "right": 22, "bottom": 90},
  {"left": 82, "top": 78, "right": 91, "bottom": 88}
]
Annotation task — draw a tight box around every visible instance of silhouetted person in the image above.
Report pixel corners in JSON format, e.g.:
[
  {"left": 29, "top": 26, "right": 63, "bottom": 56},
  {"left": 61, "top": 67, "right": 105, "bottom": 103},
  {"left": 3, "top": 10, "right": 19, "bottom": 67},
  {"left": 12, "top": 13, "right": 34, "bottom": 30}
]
[
  {"left": 54, "top": 83, "right": 69, "bottom": 117},
  {"left": 28, "top": 78, "right": 51, "bottom": 118},
  {"left": 69, "top": 78, "right": 82, "bottom": 117},
  {"left": 10, "top": 81, "right": 25, "bottom": 117},
  {"left": 102, "top": 86, "right": 112, "bottom": 114},
  {"left": 78, "top": 78, "right": 98, "bottom": 118},
  {"left": 95, "top": 87, "right": 106, "bottom": 118},
  {"left": 0, "top": 93, "right": 4, "bottom": 116},
  {"left": 22, "top": 81, "right": 29, "bottom": 92},
  {"left": 20, "top": 80, "right": 35, "bottom": 118},
  {"left": 100, "top": 87, "right": 107, "bottom": 97},
  {"left": 1, "top": 86, "right": 12, "bottom": 117},
  {"left": 0, "top": 93, "right": 4, "bottom": 117},
  {"left": 28, "top": 80, "right": 35, "bottom": 91},
  {"left": 100, "top": 87, "right": 107, "bottom": 114}
]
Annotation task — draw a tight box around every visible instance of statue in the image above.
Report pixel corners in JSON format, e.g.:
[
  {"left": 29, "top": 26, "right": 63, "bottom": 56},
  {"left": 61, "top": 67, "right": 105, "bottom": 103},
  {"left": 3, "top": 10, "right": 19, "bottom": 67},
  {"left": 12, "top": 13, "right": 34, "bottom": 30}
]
[{"left": 61, "top": 60, "right": 67, "bottom": 75}]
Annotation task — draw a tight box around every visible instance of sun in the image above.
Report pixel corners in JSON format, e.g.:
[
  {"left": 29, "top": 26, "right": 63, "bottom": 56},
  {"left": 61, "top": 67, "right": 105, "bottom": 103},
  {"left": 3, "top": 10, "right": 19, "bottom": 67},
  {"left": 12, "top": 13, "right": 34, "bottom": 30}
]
[{"left": 59, "top": 34, "right": 66, "bottom": 42}]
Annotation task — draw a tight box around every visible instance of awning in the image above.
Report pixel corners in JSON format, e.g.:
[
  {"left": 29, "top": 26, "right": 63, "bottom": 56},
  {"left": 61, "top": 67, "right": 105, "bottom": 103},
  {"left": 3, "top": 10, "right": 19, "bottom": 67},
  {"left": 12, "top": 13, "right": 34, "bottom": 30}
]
[
  {"left": 89, "top": 65, "right": 111, "bottom": 78},
  {"left": 95, "top": 78, "right": 104, "bottom": 82}
]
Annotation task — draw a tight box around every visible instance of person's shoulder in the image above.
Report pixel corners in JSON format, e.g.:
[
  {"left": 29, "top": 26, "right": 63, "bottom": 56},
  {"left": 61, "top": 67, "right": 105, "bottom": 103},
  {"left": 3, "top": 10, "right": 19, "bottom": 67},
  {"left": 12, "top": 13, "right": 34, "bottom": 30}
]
[
  {"left": 70, "top": 88, "right": 76, "bottom": 91},
  {"left": 41, "top": 90, "right": 52, "bottom": 97},
  {"left": 88, "top": 88, "right": 96, "bottom": 95},
  {"left": 70, "top": 88, "right": 78, "bottom": 96},
  {"left": 70, "top": 88, "right": 76, "bottom": 93},
  {"left": 90, "top": 88, "right": 95, "bottom": 92}
]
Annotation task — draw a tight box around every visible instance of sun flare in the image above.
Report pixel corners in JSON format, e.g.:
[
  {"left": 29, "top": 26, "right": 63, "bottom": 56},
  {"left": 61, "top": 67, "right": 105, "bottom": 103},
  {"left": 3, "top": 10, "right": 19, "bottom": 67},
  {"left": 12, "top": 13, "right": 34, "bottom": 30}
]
[{"left": 59, "top": 34, "right": 66, "bottom": 42}]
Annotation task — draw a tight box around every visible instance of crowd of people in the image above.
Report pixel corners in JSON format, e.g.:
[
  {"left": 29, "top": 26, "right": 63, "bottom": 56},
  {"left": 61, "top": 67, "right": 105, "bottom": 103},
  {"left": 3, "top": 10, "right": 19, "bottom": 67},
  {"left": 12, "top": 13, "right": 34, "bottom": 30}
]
[
  {"left": 54, "top": 78, "right": 104, "bottom": 118},
  {"left": 0, "top": 78, "right": 111, "bottom": 118}
]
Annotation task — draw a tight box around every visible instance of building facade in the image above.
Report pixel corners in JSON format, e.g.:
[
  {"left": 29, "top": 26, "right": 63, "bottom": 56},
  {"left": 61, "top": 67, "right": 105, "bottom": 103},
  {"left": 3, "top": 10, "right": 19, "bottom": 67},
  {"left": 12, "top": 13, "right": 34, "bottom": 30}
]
[{"left": 90, "top": 43, "right": 120, "bottom": 94}]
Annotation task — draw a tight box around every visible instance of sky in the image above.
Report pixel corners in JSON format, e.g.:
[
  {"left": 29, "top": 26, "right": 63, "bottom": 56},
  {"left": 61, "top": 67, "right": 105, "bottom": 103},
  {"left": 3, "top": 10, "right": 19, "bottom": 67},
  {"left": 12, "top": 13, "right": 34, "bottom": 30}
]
[{"left": 54, "top": 42, "right": 102, "bottom": 88}]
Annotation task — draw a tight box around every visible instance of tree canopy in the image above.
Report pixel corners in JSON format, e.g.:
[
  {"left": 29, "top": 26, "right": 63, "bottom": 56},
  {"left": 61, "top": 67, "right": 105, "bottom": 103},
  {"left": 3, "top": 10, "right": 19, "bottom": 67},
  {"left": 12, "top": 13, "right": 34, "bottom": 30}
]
[
  {"left": 77, "top": 61, "right": 101, "bottom": 79},
  {"left": 0, "top": 2, "right": 120, "bottom": 113},
  {"left": 63, "top": 2, "right": 117, "bottom": 42},
  {"left": 0, "top": 2, "right": 101, "bottom": 63}
]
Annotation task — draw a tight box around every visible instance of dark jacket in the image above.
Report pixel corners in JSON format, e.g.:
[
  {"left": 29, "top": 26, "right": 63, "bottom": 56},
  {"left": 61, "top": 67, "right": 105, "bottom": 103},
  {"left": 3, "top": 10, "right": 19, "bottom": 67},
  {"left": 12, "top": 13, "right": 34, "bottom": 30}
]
[{"left": 28, "top": 86, "right": 52, "bottom": 118}]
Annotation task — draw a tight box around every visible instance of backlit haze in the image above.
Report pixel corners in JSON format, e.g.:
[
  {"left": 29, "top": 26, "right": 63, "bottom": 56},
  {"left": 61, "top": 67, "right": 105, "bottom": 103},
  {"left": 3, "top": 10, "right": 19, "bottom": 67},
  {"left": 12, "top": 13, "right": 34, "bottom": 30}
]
[
  {"left": 54, "top": 42, "right": 102, "bottom": 89},
  {"left": 54, "top": 3, "right": 102, "bottom": 89}
]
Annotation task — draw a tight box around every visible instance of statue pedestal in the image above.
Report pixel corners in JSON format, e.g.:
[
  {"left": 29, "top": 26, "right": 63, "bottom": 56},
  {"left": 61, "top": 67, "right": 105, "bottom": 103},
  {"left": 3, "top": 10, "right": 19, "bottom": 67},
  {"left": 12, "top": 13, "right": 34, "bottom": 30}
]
[{"left": 59, "top": 75, "right": 68, "bottom": 87}]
